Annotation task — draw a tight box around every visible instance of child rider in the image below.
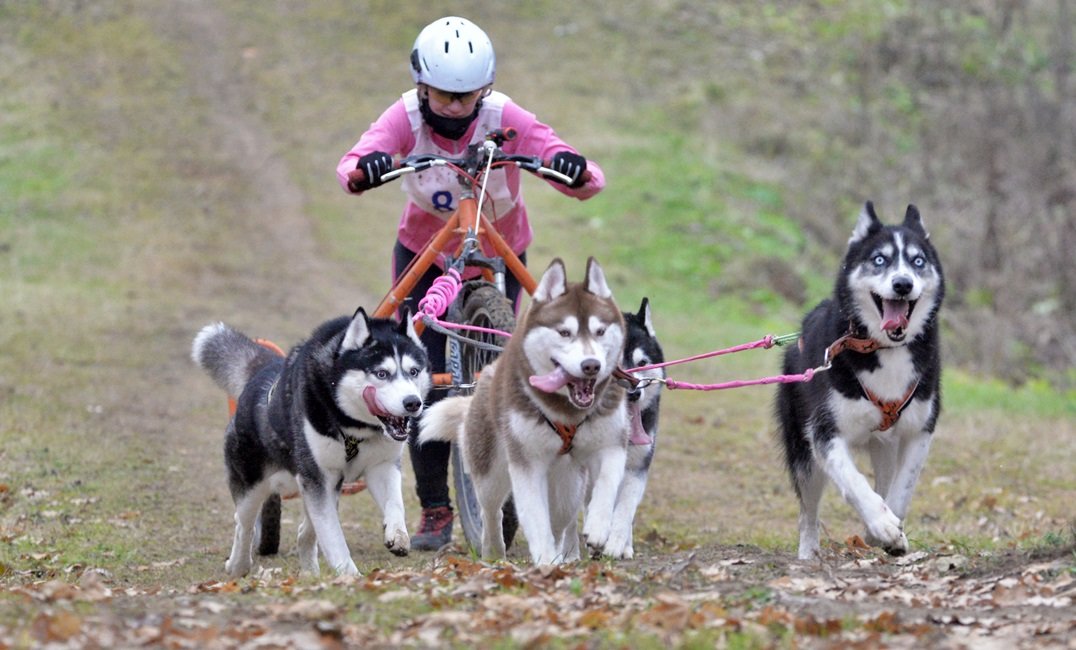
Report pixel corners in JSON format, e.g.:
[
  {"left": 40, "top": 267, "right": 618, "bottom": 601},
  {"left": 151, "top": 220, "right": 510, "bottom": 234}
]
[{"left": 336, "top": 16, "right": 605, "bottom": 550}]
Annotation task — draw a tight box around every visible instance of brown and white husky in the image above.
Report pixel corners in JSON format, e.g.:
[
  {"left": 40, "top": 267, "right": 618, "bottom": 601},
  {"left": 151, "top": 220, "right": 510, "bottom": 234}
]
[{"left": 419, "top": 257, "right": 629, "bottom": 565}]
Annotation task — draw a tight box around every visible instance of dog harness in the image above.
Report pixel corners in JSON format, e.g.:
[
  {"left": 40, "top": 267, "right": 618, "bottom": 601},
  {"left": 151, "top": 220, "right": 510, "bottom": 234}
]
[
  {"left": 541, "top": 414, "right": 579, "bottom": 455},
  {"left": 859, "top": 380, "right": 919, "bottom": 432},
  {"left": 820, "top": 328, "right": 920, "bottom": 432}
]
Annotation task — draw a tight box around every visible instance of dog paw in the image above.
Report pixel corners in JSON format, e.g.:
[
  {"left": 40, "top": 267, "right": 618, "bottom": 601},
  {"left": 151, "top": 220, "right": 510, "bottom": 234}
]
[
  {"left": 582, "top": 522, "right": 611, "bottom": 554},
  {"left": 384, "top": 527, "right": 410, "bottom": 557},
  {"left": 225, "top": 557, "right": 251, "bottom": 578},
  {"left": 603, "top": 531, "right": 633, "bottom": 560},
  {"left": 334, "top": 559, "right": 360, "bottom": 577},
  {"left": 864, "top": 509, "right": 907, "bottom": 553},
  {"left": 883, "top": 540, "right": 909, "bottom": 557},
  {"left": 532, "top": 552, "right": 564, "bottom": 566},
  {"left": 585, "top": 538, "right": 606, "bottom": 560}
]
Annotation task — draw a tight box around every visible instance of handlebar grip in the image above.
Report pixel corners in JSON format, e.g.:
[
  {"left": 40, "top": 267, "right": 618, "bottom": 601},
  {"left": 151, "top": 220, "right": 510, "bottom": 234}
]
[
  {"left": 347, "top": 163, "right": 415, "bottom": 190},
  {"left": 486, "top": 127, "right": 517, "bottom": 144},
  {"left": 539, "top": 160, "right": 593, "bottom": 187}
]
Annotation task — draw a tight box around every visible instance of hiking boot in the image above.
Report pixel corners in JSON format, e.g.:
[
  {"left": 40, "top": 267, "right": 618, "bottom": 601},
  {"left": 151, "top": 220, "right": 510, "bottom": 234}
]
[{"left": 411, "top": 505, "right": 453, "bottom": 551}]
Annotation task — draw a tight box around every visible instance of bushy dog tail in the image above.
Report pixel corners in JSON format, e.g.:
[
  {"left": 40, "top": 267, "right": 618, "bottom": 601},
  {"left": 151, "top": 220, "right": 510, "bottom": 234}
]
[
  {"left": 417, "top": 396, "right": 471, "bottom": 445},
  {"left": 191, "top": 322, "right": 279, "bottom": 397}
]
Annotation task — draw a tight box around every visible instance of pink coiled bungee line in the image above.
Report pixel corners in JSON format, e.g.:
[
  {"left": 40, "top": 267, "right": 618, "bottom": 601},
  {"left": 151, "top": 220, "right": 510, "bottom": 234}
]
[
  {"left": 415, "top": 268, "right": 463, "bottom": 319},
  {"left": 413, "top": 269, "right": 515, "bottom": 339}
]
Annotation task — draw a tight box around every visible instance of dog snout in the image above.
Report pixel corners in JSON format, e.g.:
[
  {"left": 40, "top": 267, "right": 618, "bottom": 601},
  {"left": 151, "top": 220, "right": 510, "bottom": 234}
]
[
  {"left": 580, "top": 358, "right": 601, "bottom": 377},
  {"left": 403, "top": 395, "right": 422, "bottom": 414},
  {"left": 892, "top": 275, "right": 913, "bottom": 297}
]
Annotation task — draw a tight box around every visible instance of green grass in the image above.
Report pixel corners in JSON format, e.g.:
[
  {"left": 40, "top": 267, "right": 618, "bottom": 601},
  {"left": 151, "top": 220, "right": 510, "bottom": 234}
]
[{"left": 944, "top": 371, "right": 1076, "bottom": 418}]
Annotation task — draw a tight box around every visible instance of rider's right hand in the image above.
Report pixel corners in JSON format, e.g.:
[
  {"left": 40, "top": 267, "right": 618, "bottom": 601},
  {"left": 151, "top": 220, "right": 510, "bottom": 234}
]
[{"left": 347, "top": 151, "right": 394, "bottom": 192}]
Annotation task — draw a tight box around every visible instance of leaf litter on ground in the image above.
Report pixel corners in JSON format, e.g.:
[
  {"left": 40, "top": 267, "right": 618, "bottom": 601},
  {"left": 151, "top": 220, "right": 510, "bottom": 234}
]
[{"left": 2, "top": 544, "right": 1074, "bottom": 648}]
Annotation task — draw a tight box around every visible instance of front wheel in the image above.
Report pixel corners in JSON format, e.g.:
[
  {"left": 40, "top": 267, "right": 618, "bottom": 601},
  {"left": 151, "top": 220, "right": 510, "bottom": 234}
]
[{"left": 449, "top": 283, "right": 519, "bottom": 554}]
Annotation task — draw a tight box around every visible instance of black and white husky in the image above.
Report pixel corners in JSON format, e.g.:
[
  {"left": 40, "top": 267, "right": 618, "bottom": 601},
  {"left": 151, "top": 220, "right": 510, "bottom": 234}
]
[
  {"left": 776, "top": 202, "right": 945, "bottom": 560},
  {"left": 192, "top": 308, "right": 430, "bottom": 576},
  {"left": 605, "top": 298, "right": 665, "bottom": 559}
]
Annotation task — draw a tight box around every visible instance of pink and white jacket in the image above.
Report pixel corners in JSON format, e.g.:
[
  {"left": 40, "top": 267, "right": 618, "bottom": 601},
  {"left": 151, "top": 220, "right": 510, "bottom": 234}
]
[{"left": 337, "top": 89, "right": 605, "bottom": 259}]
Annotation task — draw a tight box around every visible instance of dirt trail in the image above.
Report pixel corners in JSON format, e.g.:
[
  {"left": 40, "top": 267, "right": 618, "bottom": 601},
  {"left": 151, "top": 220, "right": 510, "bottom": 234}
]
[
  {"left": 155, "top": 1, "right": 365, "bottom": 317},
  {"left": 126, "top": 2, "right": 377, "bottom": 565}
]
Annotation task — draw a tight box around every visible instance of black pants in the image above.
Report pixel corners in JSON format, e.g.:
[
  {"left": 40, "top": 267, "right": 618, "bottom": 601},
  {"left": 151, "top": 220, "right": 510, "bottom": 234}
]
[{"left": 393, "top": 240, "right": 526, "bottom": 509}]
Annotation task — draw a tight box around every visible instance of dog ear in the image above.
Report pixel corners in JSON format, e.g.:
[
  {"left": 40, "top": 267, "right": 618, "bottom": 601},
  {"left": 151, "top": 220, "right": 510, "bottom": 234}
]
[
  {"left": 398, "top": 307, "right": 423, "bottom": 347},
  {"left": 584, "top": 256, "right": 613, "bottom": 299},
  {"left": 342, "top": 307, "right": 373, "bottom": 351},
  {"left": 639, "top": 297, "right": 657, "bottom": 337},
  {"left": 848, "top": 201, "right": 883, "bottom": 246},
  {"left": 902, "top": 204, "right": 929, "bottom": 238},
  {"left": 534, "top": 258, "right": 568, "bottom": 302}
]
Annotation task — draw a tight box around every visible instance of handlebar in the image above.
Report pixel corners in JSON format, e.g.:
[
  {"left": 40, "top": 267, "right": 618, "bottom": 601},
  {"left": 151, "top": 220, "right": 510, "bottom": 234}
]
[{"left": 347, "top": 128, "right": 592, "bottom": 188}]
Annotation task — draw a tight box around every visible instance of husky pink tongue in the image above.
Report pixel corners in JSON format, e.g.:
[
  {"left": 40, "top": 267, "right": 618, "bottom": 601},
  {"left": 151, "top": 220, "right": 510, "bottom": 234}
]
[
  {"left": 529, "top": 366, "right": 571, "bottom": 393},
  {"left": 881, "top": 299, "right": 910, "bottom": 332},
  {"left": 363, "top": 386, "right": 389, "bottom": 417},
  {"left": 628, "top": 402, "right": 652, "bottom": 446}
]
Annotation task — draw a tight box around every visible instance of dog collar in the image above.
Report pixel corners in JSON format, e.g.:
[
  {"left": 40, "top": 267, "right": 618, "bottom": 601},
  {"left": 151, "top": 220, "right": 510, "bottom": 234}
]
[{"left": 823, "top": 331, "right": 881, "bottom": 359}]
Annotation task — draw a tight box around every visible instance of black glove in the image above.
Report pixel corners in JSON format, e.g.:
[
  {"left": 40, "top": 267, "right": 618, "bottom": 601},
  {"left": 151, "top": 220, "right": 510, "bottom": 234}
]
[
  {"left": 549, "top": 151, "right": 587, "bottom": 188},
  {"left": 349, "top": 151, "right": 394, "bottom": 191}
]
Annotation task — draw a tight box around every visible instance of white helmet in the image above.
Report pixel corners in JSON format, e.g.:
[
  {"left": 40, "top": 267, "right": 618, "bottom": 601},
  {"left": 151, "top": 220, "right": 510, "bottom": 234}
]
[{"left": 409, "top": 16, "right": 496, "bottom": 92}]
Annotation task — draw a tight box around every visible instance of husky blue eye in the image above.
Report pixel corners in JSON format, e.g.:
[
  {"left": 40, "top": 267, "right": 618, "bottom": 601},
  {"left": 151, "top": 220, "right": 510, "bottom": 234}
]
[
  {"left": 873, "top": 255, "right": 886, "bottom": 266},
  {"left": 913, "top": 256, "right": 925, "bottom": 268}
]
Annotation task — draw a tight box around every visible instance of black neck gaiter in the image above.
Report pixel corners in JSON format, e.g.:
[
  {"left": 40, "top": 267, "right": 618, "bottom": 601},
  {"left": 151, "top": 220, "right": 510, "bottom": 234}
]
[{"left": 419, "top": 97, "right": 483, "bottom": 141}]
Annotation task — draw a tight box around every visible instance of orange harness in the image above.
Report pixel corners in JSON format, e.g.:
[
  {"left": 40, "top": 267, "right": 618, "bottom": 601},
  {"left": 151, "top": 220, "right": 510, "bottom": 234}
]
[
  {"left": 859, "top": 379, "right": 919, "bottom": 432},
  {"left": 542, "top": 416, "right": 579, "bottom": 455},
  {"left": 816, "top": 329, "right": 919, "bottom": 432}
]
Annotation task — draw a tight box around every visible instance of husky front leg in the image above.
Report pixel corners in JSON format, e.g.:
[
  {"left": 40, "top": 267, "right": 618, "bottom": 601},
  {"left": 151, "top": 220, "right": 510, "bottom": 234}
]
[
  {"left": 882, "top": 430, "right": 933, "bottom": 522},
  {"left": 298, "top": 476, "right": 359, "bottom": 576},
  {"left": 868, "top": 436, "right": 899, "bottom": 500},
  {"left": 509, "top": 460, "right": 560, "bottom": 565},
  {"left": 581, "top": 446, "right": 626, "bottom": 557},
  {"left": 363, "top": 460, "right": 410, "bottom": 557},
  {"left": 548, "top": 458, "right": 584, "bottom": 562},
  {"left": 819, "top": 437, "right": 908, "bottom": 555},
  {"left": 296, "top": 501, "right": 320, "bottom": 574},
  {"left": 605, "top": 466, "right": 649, "bottom": 559}
]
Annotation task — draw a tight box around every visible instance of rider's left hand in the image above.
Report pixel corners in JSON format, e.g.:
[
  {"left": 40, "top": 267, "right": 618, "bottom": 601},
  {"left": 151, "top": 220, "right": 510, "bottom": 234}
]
[{"left": 549, "top": 151, "right": 587, "bottom": 188}]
